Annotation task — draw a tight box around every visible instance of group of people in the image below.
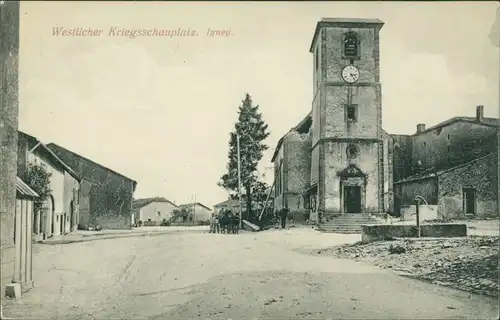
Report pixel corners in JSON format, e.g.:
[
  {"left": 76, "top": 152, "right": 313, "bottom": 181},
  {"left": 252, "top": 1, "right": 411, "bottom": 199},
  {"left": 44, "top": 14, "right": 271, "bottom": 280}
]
[{"left": 209, "top": 209, "right": 240, "bottom": 234}]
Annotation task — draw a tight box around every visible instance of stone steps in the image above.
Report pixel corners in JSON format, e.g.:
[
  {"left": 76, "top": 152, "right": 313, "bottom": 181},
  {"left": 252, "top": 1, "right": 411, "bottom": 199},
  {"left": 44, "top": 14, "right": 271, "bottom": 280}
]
[{"left": 319, "top": 214, "right": 386, "bottom": 234}]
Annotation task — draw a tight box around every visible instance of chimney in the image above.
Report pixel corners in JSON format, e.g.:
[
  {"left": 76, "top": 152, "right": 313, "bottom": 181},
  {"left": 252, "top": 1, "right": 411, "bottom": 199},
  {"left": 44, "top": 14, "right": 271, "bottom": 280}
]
[
  {"left": 416, "top": 123, "right": 426, "bottom": 133},
  {"left": 476, "top": 105, "right": 484, "bottom": 122}
]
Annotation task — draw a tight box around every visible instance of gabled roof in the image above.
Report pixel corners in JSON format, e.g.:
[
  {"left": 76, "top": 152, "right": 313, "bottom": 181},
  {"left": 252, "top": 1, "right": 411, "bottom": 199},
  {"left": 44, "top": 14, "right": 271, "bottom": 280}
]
[
  {"left": 415, "top": 117, "right": 499, "bottom": 136},
  {"left": 19, "top": 131, "right": 81, "bottom": 182},
  {"left": 46, "top": 143, "right": 137, "bottom": 185},
  {"left": 214, "top": 199, "right": 240, "bottom": 208},
  {"left": 132, "top": 197, "right": 177, "bottom": 210},
  {"left": 16, "top": 176, "right": 39, "bottom": 198},
  {"left": 179, "top": 202, "right": 212, "bottom": 211}
]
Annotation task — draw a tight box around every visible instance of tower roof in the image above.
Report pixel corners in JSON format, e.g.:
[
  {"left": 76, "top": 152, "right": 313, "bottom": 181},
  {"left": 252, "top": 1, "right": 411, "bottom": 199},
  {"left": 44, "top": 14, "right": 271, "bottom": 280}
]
[{"left": 309, "top": 17, "right": 384, "bottom": 53}]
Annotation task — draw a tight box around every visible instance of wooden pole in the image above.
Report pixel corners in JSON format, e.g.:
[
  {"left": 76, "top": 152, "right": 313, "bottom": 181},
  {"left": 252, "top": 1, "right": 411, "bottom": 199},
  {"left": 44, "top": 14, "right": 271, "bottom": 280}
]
[
  {"left": 258, "top": 160, "right": 283, "bottom": 221},
  {"left": 237, "top": 134, "right": 242, "bottom": 229},
  {"left": 193, "top": 194, "right": 196, "bottom": 224},
  {"left": 415, "top": 199, "right": 421, "bottom": 238}
]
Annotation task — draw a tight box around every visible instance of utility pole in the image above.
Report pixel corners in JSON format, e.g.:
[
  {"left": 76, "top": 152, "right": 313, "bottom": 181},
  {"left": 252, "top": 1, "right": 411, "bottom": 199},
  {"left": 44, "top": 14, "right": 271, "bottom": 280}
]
[
  {"left": 237, "top": 134, "right": 243, "bottom": 229},
  {"left": 193, "top": 193, "right": 196, "bottom": 224}
]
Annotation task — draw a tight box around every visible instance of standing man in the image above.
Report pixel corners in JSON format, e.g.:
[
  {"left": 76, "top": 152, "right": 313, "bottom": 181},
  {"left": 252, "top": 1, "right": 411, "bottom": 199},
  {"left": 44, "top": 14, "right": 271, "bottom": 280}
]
[
  {"left": 279, "top": 205, "right": 289, "bottom": 229},
  {"left": 209, "top": 213, "right": 216, "bottom": 233}
]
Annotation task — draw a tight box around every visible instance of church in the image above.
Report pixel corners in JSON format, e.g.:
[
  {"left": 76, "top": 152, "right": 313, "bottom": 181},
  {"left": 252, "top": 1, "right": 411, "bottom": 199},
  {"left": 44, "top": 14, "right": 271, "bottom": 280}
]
[{"left": 272, "top": 18, "right": 499, "bottom": 227}]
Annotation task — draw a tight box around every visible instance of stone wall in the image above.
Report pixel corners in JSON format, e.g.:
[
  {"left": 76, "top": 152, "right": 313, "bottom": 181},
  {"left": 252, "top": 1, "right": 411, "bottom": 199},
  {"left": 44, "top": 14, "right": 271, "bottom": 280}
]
[
  {"left": 438, "top": 153, "right": 498, "bottom": 219},
  {"left": 391, "top": 134, "right": 413, "bottom": 182},
  {"left": 323, "top": 86, "right": 380, "bottom": 140},
  {"left": 323, "top": 141, "right": 381, "bottom": 212},
  {"left": 284, "top": 131, "right": 311, "bottom": 194},
  {"left": 361, "top": 223, "right": 468, "bottom": 243},
  {"left": 0, "top": 0, "right": 19, "bottom": 301},
  {"left": 412, "top": 120, "right": 497, "bottom": 174},
  {"left": 400, "top": 205, "right": 438, "bottom": 222},
  {"left": 383, "top": 132, "right": 394, "bottom": 213},
  {"left": 324, "top": 26, "right": 379, "bottom": 83},
  {"left": 396, "top": 177, "right": 438, "bottom": 206},
  {"left": 47, "top": 144, "right": 136, "bottom": 229}
]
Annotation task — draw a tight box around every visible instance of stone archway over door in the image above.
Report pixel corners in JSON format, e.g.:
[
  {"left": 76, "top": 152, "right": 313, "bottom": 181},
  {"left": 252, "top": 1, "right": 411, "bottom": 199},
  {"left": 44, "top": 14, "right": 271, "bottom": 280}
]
[{"left": 338, "top": 164, "right": 367, "bottom": 214}]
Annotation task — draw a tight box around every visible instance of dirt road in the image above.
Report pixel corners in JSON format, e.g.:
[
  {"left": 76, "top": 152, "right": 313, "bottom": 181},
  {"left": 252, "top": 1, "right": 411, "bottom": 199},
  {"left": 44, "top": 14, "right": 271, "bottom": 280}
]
[{"left": 3, "top": 228, "right": 498, "bottom": 319}]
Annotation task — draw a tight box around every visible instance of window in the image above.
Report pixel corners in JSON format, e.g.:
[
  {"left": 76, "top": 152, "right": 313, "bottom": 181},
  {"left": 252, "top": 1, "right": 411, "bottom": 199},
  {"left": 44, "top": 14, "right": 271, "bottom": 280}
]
[
  {"left": 346, "top": 144, "right": 359, "bottom": 159},
  {"left": 148, "top": 219, "right": 152, "bottom": 222},
  {"left": 345, "top": 104, "right": 358, "bottom": 122},
  {"left": 343, "top": 32, "right": 359, "bottom": 59},
  {"left": 423, "top": 142, "right": 427, "bottom": 147},
  {"left": 157, "top": 211, "right": 161, "bottom": 216},
  {"left": 447, "top": 134, "right": 450, "bottom": 140}
]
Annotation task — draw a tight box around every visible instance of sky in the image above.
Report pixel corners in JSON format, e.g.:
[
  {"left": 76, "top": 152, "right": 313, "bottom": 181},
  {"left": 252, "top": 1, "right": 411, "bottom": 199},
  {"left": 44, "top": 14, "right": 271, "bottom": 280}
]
[{"left": 19, "top": 1, "right": 499, "bottom": 208}]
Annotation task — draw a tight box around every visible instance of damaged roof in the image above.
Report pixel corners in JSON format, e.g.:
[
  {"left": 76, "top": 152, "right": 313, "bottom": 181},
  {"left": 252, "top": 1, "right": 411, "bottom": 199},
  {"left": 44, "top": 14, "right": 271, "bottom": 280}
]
[
  {"left": 271, "top": 111, "right": 312, "bottom": 162},
  {"left": 394, "top": 152, "right": 497, "bottom": 184}
]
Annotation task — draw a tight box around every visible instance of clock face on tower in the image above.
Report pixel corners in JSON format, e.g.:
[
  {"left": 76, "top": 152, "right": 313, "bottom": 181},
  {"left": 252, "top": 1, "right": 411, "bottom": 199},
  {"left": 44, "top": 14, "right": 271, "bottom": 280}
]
[{"left": 342, "top": 65, "right": 360, "bottom": 83}]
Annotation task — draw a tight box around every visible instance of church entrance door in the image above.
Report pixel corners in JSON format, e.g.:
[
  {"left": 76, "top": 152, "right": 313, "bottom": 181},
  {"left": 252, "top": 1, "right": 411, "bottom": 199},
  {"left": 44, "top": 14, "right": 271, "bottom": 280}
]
[{"left": 343, "top": 186, "right": 362, "bottom": 213}]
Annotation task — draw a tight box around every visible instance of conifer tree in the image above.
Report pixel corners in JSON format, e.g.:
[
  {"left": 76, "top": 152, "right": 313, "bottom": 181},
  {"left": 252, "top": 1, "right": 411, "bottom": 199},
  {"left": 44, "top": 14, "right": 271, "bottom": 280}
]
[{"left": 218, "top": 93, "right": 270, "bottom": 220}]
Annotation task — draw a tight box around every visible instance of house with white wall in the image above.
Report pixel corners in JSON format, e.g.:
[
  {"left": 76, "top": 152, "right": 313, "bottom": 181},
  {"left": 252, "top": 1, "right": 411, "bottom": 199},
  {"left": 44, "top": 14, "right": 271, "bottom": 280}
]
[
  {"left": 178, "top": 202, "right": 213, "bottom": 223},
  {"left": 132, "top": 197, "right": 178, "bottom": 226},
  {"left": 17, "top": 131, "right": 81, "bottom": 240}
]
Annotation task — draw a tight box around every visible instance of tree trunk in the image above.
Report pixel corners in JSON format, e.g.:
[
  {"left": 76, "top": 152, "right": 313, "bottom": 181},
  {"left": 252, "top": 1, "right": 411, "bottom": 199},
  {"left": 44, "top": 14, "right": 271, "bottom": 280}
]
[{"left": 245, "top": 184, "right": 252, "bottom": 221}]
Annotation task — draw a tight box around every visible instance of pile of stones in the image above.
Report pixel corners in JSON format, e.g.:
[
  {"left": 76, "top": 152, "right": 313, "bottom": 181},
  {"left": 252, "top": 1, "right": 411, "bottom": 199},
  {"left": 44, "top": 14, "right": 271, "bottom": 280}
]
[{"left": 317, "top": 236, "right": 499, "bottom": 298}]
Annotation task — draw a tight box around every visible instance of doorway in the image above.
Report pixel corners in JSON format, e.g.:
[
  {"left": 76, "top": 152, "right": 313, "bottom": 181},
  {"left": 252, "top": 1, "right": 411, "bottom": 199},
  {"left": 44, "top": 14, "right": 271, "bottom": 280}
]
[
  {"left": 343, "top": 186, "right": 362, "bottom": 213},
  {"left": 463, "top": 188, "right": 476, "bottom": 215}
]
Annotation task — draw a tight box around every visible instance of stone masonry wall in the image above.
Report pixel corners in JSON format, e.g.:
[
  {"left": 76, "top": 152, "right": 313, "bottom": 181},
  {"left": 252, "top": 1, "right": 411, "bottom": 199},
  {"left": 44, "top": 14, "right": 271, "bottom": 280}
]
[
  {"left": 324, "top": 26, "right": 378, "bottom": 83},
  {"left": 438, "top": 153, "right": 498, "bottom": 219},
  {"left": 412, "top": 120, "right": 497, "bottom": 174},
  {"left": 324, "top": 141, "right": 381, "bottom": 212},
  {"left": 0, "top": 0, "right": 19, "bottom": 300},
  {"left": 283, "top": 131, "right": 311, "bottom": 220},
  {"left": 284, "top": 131, "right": 311, "bottom": 194},
  {"left": 391, "top": 134, "right": 413, "bottom": 181},
  {"left": 47, "top": 144, "right": 135, "bottom": 229}
]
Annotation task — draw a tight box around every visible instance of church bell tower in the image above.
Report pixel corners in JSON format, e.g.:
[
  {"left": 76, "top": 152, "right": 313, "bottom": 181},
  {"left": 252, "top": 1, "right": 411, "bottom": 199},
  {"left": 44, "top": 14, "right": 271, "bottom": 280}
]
[{"left": 309, "top": 18, "right": 385, "bottom": 215}]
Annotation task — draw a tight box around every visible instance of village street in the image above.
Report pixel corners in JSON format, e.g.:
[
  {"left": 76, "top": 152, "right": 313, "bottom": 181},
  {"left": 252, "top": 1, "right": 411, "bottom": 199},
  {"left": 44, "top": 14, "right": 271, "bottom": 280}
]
[{"left": 2, "top": 227, "right": 498, "bottom": 320}]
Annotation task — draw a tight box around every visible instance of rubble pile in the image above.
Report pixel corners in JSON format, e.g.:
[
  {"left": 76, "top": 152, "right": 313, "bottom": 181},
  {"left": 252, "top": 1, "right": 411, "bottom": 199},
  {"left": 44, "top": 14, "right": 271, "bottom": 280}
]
[{"left": 318, "top": 236, "right": 499, "bottom": 297}]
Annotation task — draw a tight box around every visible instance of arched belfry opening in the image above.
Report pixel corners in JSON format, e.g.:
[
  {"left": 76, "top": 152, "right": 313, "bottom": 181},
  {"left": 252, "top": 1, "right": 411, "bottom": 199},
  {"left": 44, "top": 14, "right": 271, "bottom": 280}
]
[{"left": 343, "top": 31, "right": 360, "bottom": 63}]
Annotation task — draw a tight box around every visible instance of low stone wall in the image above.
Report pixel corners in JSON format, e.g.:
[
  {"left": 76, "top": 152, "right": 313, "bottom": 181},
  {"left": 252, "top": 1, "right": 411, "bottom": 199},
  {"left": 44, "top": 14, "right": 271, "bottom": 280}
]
[{"left": 361, "top": 224, "right": 467, "bottom": 243}]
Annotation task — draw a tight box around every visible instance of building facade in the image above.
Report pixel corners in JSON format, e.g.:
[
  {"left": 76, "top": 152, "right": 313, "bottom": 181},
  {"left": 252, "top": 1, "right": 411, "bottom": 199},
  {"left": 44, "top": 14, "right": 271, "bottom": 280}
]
[
  {"left": 178, "top": 203, "right": 212, "bottom": 223},
  {"left": 273, "top": 18, "right": 393, "bottom": 223},
  {"left": 1, "top": 0, "right": 20, "bottom": 300},
  {"left": 17, "top": 132, "right": 81, "bottom": 239},
  {"left": 46, "top": 143, "right": 137, "bottom": 230},
  {"left": 272, "top": 18, "right": 499, "bottom": 225},
  {"left": 132, "top": 197, "right": 178, "bottom": 226},
  {"left": 394, "top": 106, "right": 499, "bottom": 220}
]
